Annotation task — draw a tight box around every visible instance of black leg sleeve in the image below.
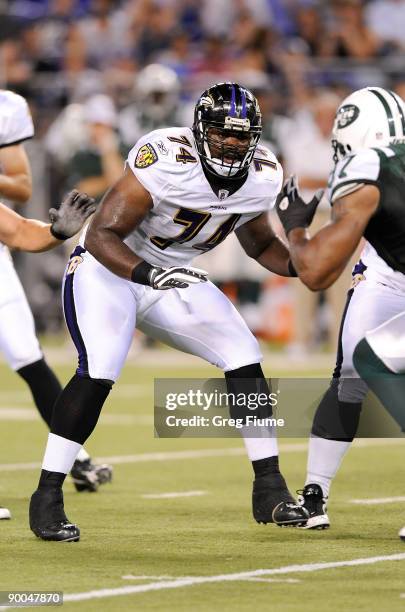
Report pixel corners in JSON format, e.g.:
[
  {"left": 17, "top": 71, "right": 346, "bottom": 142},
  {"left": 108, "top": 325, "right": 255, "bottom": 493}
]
[
  {"left": 311, "top": 379, "right": 362, "bottom": 442},
  {"left": 17, "top": 358, "right": 62, "bottom": 428},
  {"left": 51, "top": 373, "right": 113, "bottom": 445},
  {"left": 225, "top": 363, "right": 273, "bottom": 422}
]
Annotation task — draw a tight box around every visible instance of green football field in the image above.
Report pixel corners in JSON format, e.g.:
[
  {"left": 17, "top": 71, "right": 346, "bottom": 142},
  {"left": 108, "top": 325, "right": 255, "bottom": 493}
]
[{"left": 1, "top": 349, "right": 405, "bottom": 611}]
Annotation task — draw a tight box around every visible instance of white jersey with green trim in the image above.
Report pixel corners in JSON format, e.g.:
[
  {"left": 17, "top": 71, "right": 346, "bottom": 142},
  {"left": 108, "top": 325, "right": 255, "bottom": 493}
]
[
  {"left": 124, "top": 127, "right": 282, "bottom": 268},
  {"left": 0, "top": 90, "right": 34, "bottom": 147},
  {"left": 327, "top": 147, "right": 380, "bottom": 204}
]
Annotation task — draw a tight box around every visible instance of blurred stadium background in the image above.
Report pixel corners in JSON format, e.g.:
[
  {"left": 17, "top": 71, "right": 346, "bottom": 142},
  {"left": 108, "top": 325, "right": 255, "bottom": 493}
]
[
  {"left": 3, "top": 2, "right": 405, "bottom": 608},
  {"left": 2, "top": 0, "right": 405, "bottom": 356}
]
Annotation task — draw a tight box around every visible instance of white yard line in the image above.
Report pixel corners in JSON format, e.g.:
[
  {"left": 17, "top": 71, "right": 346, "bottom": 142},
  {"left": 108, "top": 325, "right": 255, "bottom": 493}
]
[
  {"left": 102, "top": 414, "right": 153, "bottom": 425},
  {"left": 141, "top": 490, "right": 207, "bottom": 499},
  {"left": 101, "top": 414, "right": 153, "bottom": 425},
  {"left": 121, "top": 575, "right": 300, "bottom": 584},
  {"left": 0, "top": 346, "right": 335, "bottom": 369},
  {"left": 0, "top": 448, "right": 246, "bottom": 473},
  {"left": 0, "top": 438, "right": 402, "bottom": 473},
  {"left": 0, "top": 408, "right": 38, "bottom": 420},
  {"left": 122, "top": 575, "right": 187, "bottom": 580},
  {"left": 112, "top": 384, "right": 150, "bottom": 399},
  {"left": 353, "top": 438, "right": 404, "bottom": 448},
  {"left": 0, "top": 408, "right": 153, "bottom": 425},
  {"left": 0, "top": 461, "right": 41, "bottom": 471},
  {"left": 246, "top": 578, "right": 301, "bottom": 583},
  {"left": 62, "top": 553, "right": 405, "bottom": 603},
  {"left": 0, "top": 391, "right": 31, "bottom": 401},
  {"left": 350, "top": 496, "right": 405, "bottom": 505}
]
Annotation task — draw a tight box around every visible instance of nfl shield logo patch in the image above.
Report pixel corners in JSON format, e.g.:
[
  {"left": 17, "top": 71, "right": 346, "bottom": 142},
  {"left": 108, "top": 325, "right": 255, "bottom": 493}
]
[
  {"left": 135, "top": 143, "right": 158, "bottom": 169},
  {"left": 218, "top": 189, "right": 229, "bottom": 201}
]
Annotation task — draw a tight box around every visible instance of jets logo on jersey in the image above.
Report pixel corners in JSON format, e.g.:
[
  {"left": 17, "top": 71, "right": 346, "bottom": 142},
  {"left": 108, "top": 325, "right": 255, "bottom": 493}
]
[
  {"left": 336, "top": 104, "right": 360, "bottom": 129},
  {"left": 135, "top": 143, "right": 158, "bottom": 169}
]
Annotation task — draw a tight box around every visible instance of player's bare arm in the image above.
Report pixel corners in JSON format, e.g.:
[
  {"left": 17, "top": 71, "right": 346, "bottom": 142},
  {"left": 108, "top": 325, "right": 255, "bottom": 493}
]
[
  {"left": 84, "top": 167, "right": 154, "bottom": 279},
  {"left": 0, "top": 190, "right": 96, "bottom": 252},
  {"left": 236, "top": 212, "right": 294, "bottom": 276},
  {"left": 277, "top": 181, "right": 379, "bottom": 290},
  {"left": 0, "top": 204, "right": 55, "bottom": 252},
  {"left": 0, "top": 144, "right": 32, "bottom": 204},
  {"left": 85, "top": 168, "right": 208, "bottom": 289}
]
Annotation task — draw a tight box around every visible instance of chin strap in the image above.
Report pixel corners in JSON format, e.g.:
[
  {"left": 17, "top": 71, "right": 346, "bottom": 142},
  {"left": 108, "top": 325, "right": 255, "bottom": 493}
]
[
  {"left": 205, "top": 157, "right": 242, "bottom": 177},
  {"left": 201, "top": 158, "right": 248, "bottom": 182}
]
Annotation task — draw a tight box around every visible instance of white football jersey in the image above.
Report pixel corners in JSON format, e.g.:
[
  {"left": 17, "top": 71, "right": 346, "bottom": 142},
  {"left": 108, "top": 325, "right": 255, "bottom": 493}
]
[
  {"left": 0, "top": 90, "right": 34, "bottom": 147},
  {"left": 125, "top": 127, "right": 283, "bottom": 267}
]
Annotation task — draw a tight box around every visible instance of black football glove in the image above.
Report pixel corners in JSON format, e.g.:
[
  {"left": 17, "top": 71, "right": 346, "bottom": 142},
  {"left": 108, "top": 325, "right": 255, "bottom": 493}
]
[
  {"left": 275, "top": 176, "right": 324, "bottom": 236},
  {"left": 50, "top": 190, "right": 97, "bottom": 240},
  {"left": 132, "top": 261, "right": 208, "bottom": 290}
]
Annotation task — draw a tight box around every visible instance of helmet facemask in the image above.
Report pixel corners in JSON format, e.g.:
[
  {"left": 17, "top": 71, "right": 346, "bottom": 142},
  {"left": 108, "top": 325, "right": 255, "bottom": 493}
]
[
  {"left": 332, "top": 138, "right": 352, "bottom": 164},
  {"left": 193, "top": 83, "right": 262, "bottom": 179},
  {"left": 202, "top": 120, "right": 260, "bottom": 178}
]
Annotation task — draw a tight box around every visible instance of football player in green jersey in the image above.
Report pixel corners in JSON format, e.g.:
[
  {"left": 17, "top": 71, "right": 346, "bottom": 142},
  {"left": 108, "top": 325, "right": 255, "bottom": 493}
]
[{"left": 276, "top": 87, "right": 405, "bottom": 538}]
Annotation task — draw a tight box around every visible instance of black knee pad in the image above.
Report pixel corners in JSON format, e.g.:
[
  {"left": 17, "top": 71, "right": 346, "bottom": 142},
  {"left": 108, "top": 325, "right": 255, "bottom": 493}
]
[{"left": 311, "top": 380, "right": 362, "bottom": 441}]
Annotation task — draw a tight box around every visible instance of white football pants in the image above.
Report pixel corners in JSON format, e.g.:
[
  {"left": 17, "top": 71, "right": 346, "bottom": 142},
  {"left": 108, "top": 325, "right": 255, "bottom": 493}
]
[
  {"left": 366, "top": 311, "right": 405, "bottom": 373},
  {"left": 336, "top": 248, "right": 405, "bottom": 402},
  {"left": 0, "top": 246, "right": 42, "bottom": 370},
  {"left": 63, "top": 247, "right": 263, "bottom": 381}
]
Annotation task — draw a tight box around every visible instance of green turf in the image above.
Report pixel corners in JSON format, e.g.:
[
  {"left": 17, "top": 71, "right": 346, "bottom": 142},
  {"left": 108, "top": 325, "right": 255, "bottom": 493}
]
[{"left": 0, "top": 357, "right": 404, "bottom": 611}]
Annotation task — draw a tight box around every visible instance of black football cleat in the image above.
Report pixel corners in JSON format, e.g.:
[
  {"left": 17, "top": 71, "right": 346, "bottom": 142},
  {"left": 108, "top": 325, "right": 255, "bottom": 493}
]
[
  {"left": 0, "top": 505, "right": 11, "bottom": 520},
  {"left": 297, "top": 483, "right": 330, "bottom": 530},
  {"left": 253, "top": 472, "right": 308, "bottom": 526},
  {"left": 70, "top": 458, "right": 113, "bottom": 492},
  {"left": 29, "top": 487, "right": 80, "bottom": 542},
  {"left": 399, "top": 526, "right": 405, "bottom": 542}
]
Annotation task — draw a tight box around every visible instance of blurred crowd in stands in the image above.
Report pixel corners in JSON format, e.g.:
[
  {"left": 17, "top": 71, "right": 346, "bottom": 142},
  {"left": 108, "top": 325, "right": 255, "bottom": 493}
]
[{"left": 1, "top": 0, "right": 405, "bottom": 352}]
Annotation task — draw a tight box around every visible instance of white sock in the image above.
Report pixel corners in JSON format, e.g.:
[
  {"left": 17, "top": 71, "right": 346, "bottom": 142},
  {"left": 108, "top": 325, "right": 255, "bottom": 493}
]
[
  {"left": 306, "top": 435, "right": 351, "bottom": 498},
  {"left": 76, "top": 447, "right": 90, "bottom": 462},
  {"left": 241, "top": 426, "right": 279, "bottom": 461},
  {"left": 42, "top": 433, "right": 82, "bottom": 474}
]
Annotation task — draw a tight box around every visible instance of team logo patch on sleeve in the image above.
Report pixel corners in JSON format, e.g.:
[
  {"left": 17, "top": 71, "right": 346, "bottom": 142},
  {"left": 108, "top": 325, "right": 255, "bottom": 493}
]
[{"left": 135, "top": 143, "right": 158, "bottom": 168}]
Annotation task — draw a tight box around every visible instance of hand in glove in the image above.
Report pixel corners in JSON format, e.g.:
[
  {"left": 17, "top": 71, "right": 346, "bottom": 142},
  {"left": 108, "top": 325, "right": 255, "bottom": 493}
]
[
  {"left": 276, "top": 176, "right": 324, "bottom": 236},
  {"left": 50, "top": 190, "right": 97, "bottom": 240},
  {"left": 132, "top": 261, "right": 208, "bottom": 290}
]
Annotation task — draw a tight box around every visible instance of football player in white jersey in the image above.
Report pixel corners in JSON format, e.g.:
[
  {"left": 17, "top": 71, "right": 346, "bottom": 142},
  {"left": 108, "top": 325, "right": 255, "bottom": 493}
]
[
  {"left": 353, "top": 310, "right": 405, "bottom": 542},
  {"left": 0, "top": 91, "right": 112, "bottom": 521},
  {"left": 275, "top": 87, "right": 405, "bottom": 535},
  {"left": 29, "top": 82, "right": 313, "bottom": 542}
]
